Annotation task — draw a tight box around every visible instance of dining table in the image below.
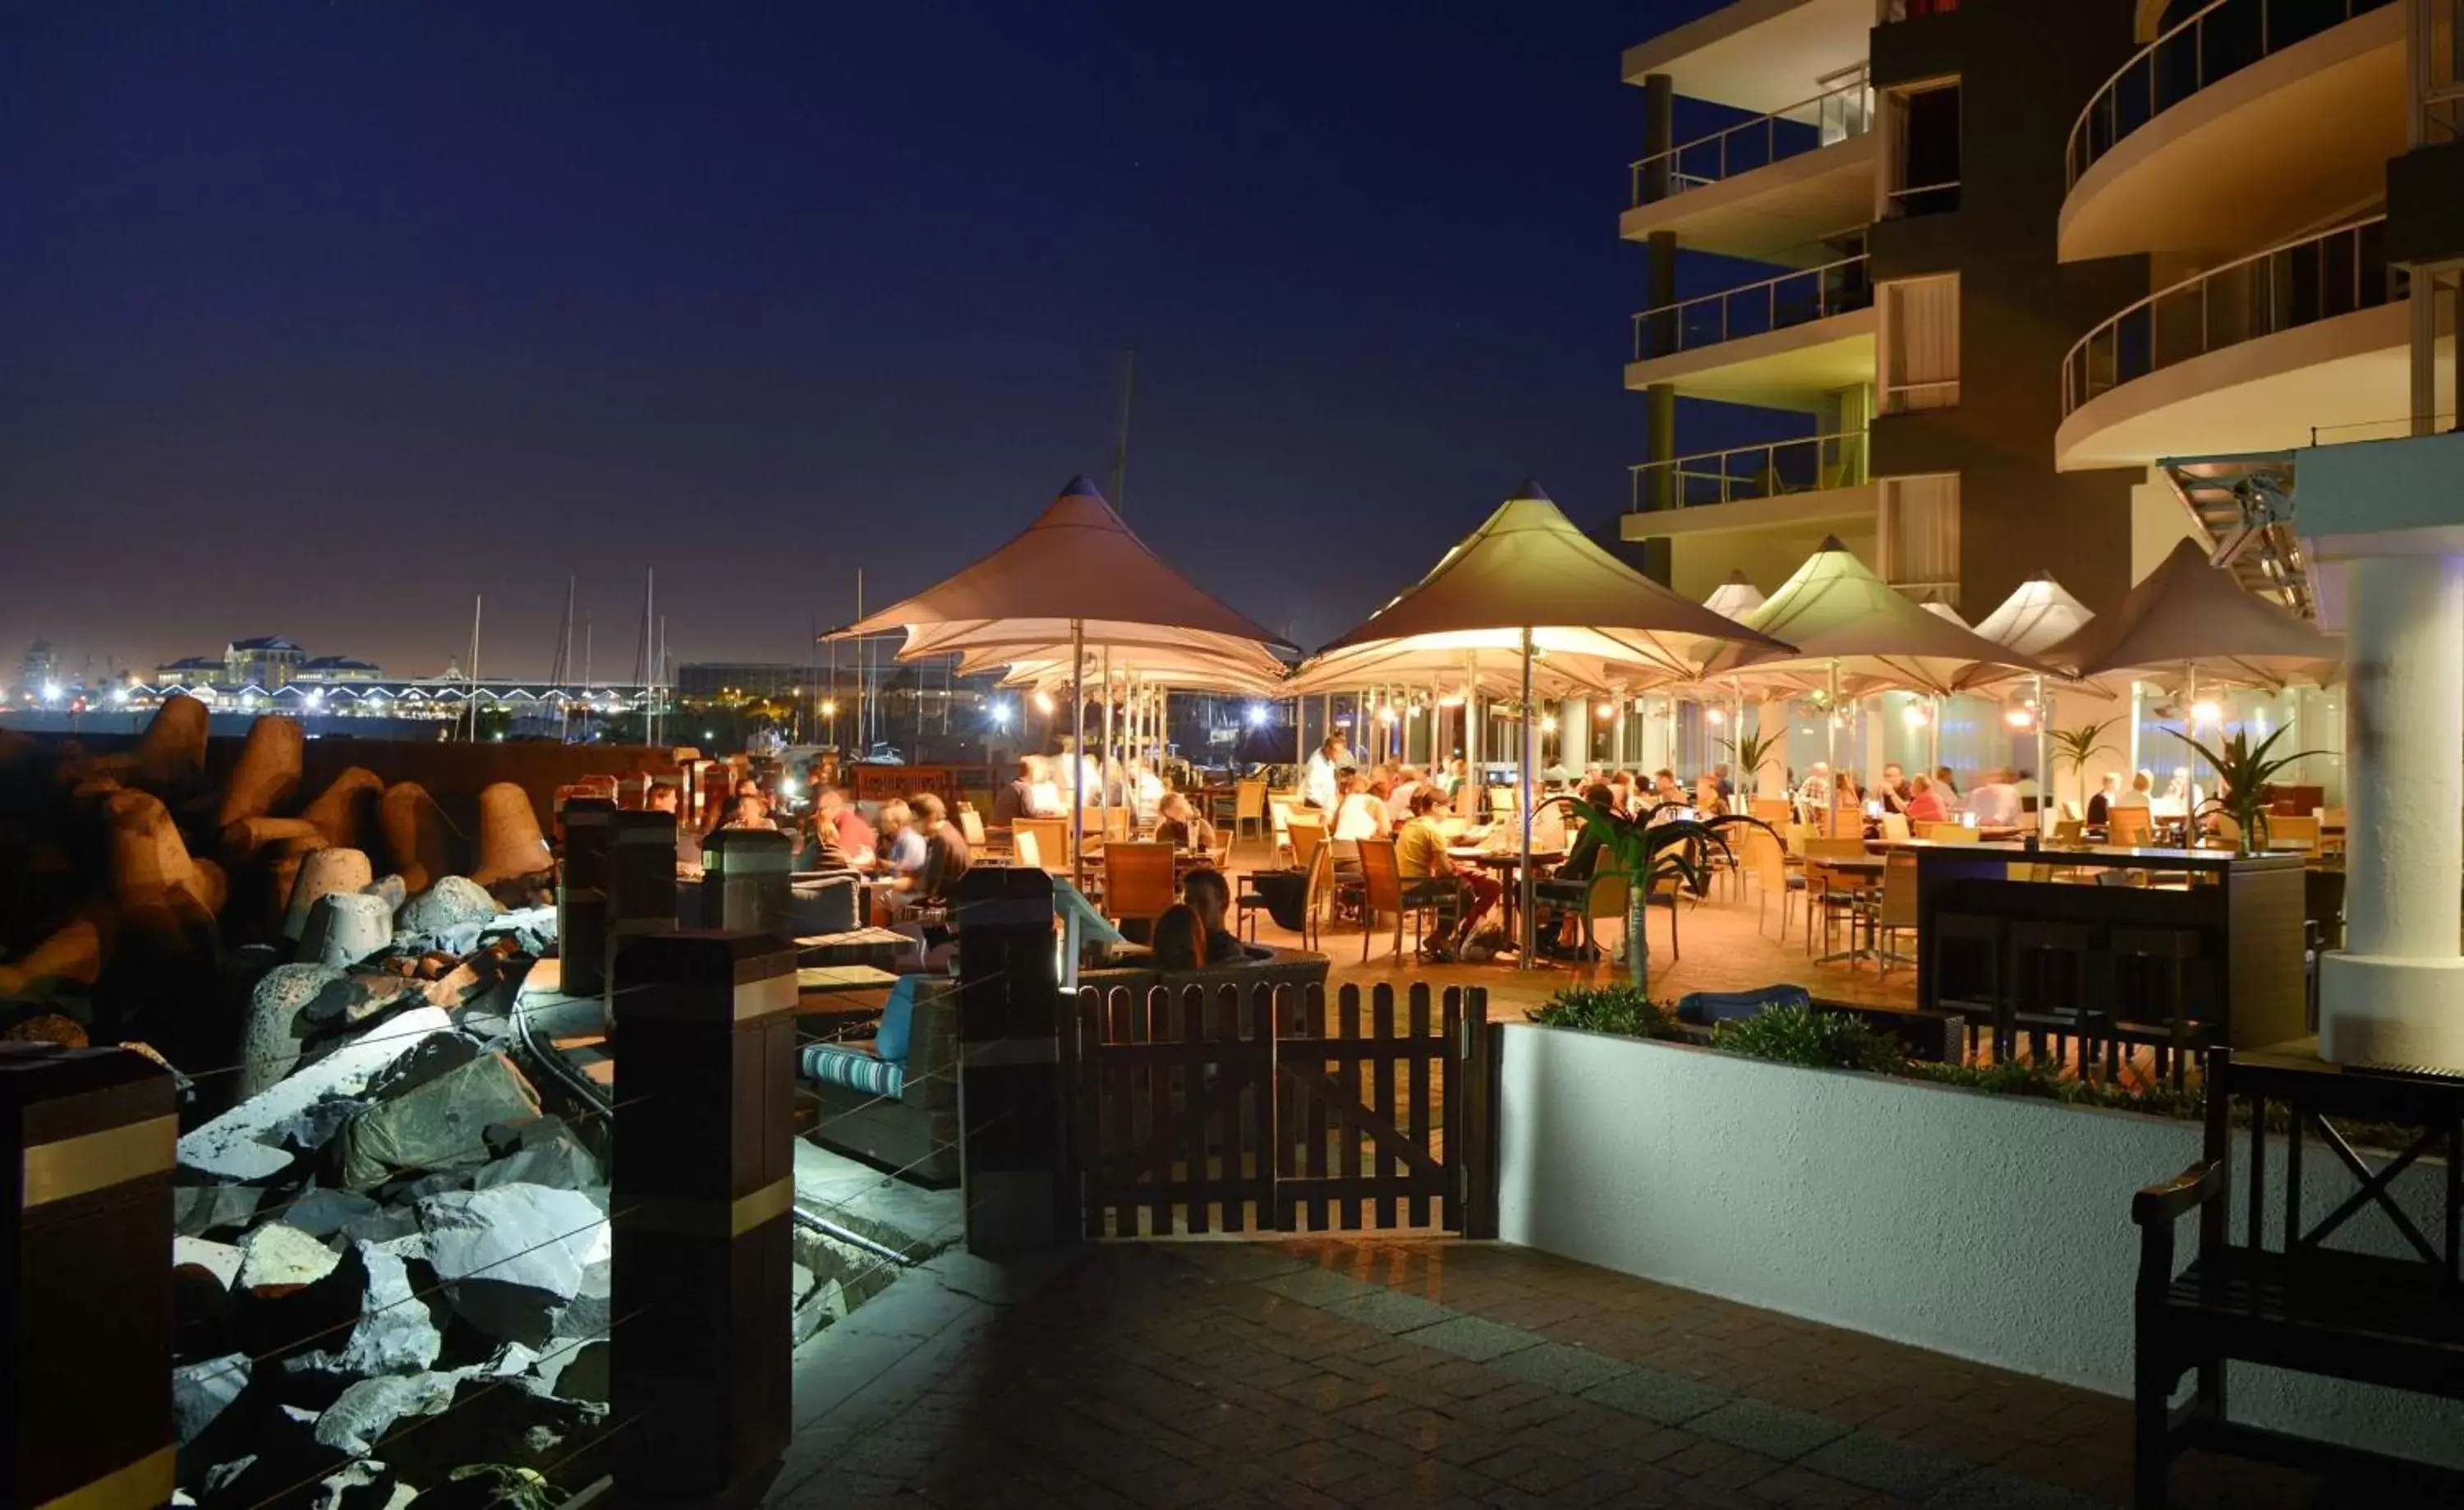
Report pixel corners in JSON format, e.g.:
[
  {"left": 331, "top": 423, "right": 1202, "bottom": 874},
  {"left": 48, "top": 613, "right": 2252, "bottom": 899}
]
[
  {"left": 1448, "top": 845, "right": 1567, "bottom": 947},
  {"left": 1804, "top": 853, "right": 1899, "bottom": 970}
]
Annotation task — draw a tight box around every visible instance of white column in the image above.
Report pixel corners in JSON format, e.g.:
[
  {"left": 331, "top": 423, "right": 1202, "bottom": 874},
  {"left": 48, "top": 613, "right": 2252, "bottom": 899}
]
[
  {"left": 2320, "top": 552, "right": 2464, "bottom": 1067},
  {"left": 1754, "top": 696, "right": 1788, "bottom": 799}
]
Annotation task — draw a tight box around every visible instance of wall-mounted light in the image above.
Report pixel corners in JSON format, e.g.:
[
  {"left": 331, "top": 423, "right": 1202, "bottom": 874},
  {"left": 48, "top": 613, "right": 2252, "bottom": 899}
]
[
  {"left": 1704, "top": 707, "right": 1726, "bottom": 727},
  {"left": 1903, "top": 703, "right": 1930, "bottom": 730},
  {"left": 2190, "top": 699, "right": 2222, "bottom": 726},
  {"left": 1540, "top": 715, "right": 1559, "bottom": 734}
]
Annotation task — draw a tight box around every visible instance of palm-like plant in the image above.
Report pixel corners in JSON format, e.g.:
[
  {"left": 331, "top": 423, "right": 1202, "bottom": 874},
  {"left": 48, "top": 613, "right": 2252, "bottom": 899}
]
[
  {"left": 2164, "top": 725, "right": 2321, "bottom": 854},
  {"left": 1722, "top": 729, "right": 1780, "bottom": 797},
  {"left": 1542, "top": 794, "right": 1772, "bottom": 993},
  {"left": 2049, "top": 718, "right": 2120, "bottom": 817}
]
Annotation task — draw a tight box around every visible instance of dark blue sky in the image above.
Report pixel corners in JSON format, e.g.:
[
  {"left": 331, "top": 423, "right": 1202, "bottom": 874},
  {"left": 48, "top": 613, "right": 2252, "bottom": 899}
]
[{"left": 2, "top": 0, "right": 1752, "bottom": 680}]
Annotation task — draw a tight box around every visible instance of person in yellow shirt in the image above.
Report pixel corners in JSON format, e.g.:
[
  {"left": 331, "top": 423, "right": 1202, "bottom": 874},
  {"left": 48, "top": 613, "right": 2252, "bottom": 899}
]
[{"left": 1396, "top": 786, "right": 1498, "bottom": 954}]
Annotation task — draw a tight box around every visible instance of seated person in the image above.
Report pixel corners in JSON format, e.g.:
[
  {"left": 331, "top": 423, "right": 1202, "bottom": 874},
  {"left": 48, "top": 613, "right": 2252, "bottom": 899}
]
[
  {"left": 792, "top": 814, "right": 851, "bottom": 872},
  {"left": 875, "top": 799, "right": 927, "bottom": 880},
  {"left": 816, "top": 789, "right": 877, "bottom": 868},
  {"left": 1395, "top": 786, "right": 1500, "bottom": 954},
  {"left": 1148, "top": 901, "right": 1211, "bottom": 971},
  {"left": 2086, "top": 771, "right": 2119, "bottom": 826},
  {"left": 1330, "top": 772, "right": 1391, "bottom": 845},
  {"left": 1536, "top": 782, "right": 1616, "bottom": 952},
  {"left": 1180, "top": 867, "right": 1247, "bottom": 964},
  {"left": 1154, "top": 790, "right": 1216, "bottom": 854},
  {"left": 905, "top": 793, "right": 971, "bottom": 903},
  {"left": 718, "top": 793, "right": 776, "bottom": 831},
  {"left": 991, "top": 757, "right": 1041, "bottom": 827},
  {"left": 1904, "top": 773, "right": 1949, "bottom": 825},
  {"left": 648, "top": 782, "right": 703, "bottom": 875}
]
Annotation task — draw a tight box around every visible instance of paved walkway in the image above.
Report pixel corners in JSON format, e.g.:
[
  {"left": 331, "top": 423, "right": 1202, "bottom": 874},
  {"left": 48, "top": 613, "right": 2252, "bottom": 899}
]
[{"left": 765, "top": 1238, "right": 2393, "bottom": 1510}]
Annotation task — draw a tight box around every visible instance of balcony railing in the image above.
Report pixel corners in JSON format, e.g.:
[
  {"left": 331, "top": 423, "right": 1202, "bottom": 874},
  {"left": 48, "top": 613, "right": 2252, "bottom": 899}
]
[
  {"left": 2066, "top": 0, "right": 2397, "bottom": 188},
  {"left": 2424, "top": 0, "right": 2464, "bottom": 143},
  {"left": 1629, "top": 430, "right": 1872, "bottom": 513},
  {"left": 2061, "top": 215, "right": 2403, "bottom": 417},
  {"left": 1882, "top": 0, "right": 1962, "bottom": 19},
  {"left": 1630, "top": 79, "right": 1875, "bottom": 206},
  {"left": 1632, "top": 254, "right": 1874, "bottom": 361}
]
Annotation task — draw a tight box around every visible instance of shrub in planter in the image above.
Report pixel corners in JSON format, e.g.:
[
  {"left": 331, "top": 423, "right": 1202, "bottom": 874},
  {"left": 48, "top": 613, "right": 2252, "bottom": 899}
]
[
  {"left": 1533, "top": 985, "right": 1684, "bottom": 1041},
  {"left": 1710, "top": 1006, "right": 1906, "bottom": 1074}
]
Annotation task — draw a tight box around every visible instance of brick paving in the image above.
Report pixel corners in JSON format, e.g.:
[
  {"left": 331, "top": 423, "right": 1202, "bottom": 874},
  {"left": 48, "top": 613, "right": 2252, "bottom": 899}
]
[{"left": 765, "top": 1238, "right": 2397, "bottom": 1509}]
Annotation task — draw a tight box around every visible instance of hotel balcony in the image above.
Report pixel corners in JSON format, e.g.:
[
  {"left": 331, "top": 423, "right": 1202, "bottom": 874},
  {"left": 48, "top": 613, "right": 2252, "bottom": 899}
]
[
  {"left": 2060, "top": 0, "right": 2407, "bottom": 262},
  {"left": 1622, "top": 80, "right": 1880, "bottom": 263},
  {"left": 1626, "top": 254, "right": 1878, "bottom": 408},
  {"left": 1624, "top": 430, "right": 1878, "bottom": 599},
  {"left": 2054, "top": 215, "right": 2453, "bottom": 470}
]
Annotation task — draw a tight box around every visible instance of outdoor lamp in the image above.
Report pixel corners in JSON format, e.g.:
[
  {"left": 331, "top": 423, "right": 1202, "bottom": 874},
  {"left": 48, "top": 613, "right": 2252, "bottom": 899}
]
[
  {"left": 1540, "top": 714, "right": 1558, "bottom": 734},
  {"left": 2190, "top": 699, "right": 2222, "bottom": 726},
  {"left": 1902, "top": 703, "right": 1929, "bottom": 730},
  {"left": 1704, "top": 707, "right": 1726, "bottom": 726},
  {"left": 2003, "top": 702, "right": 2036, "bottom": 730},
  {"left": 1596, "top": 704, "right": 1615, "bottom": 721}
]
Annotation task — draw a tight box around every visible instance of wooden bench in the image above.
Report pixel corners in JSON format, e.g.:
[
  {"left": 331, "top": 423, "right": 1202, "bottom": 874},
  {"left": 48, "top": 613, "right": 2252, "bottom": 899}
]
[{"left": 2131, "top": 1045, "right": 2464, "bottom": 1507}]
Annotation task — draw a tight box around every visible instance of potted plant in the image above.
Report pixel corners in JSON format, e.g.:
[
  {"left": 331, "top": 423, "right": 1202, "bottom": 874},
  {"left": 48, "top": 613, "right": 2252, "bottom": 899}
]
[
  {"left": 2049, "top": 717, "right": 2119, "bottom": 824},
  {"left": 2166, "top": 725, "right": 2321, "bottom": 854},
  {"left": 1541, "top": 794, "right": 1769, "bottom": 993},
  {"left": 1722, "top": 728, "right": 1781, "bottom": 802}
]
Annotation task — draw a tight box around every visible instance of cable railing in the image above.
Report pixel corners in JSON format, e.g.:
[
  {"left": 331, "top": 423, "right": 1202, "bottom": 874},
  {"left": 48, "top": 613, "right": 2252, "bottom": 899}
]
[
  {"left": 2066, "top": 0, "right": 2398, "bottom": 188},
  {"left": 1631, "top": 253, "right": 1873, "bottom": 361},
  {"left": 1630, "top": 78, "right": 1874, "bottom": 207},
  {"left": 2425, "top": 0, "right": 2464, "bottom": 143},
  {"left": 2061, "top": 215, "right": 2403, "bottom": 417},
  {"left": 1629, "top": 430, "right": 1871, "bottom": 512}
]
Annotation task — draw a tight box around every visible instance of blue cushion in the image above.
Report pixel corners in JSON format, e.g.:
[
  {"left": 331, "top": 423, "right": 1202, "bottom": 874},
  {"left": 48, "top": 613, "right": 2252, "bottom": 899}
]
[
  {"left": 800, "top": 1044, "right": 904, "bottom": 1098},
  {"left": 1675, "top": 985, "right": 1813, "bottom": 1027},
  {"left": 874, "top": 976, "right": 919, "bottom": 1065}
]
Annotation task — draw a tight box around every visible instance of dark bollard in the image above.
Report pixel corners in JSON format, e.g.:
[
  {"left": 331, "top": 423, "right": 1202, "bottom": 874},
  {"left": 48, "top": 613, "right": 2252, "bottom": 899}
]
[
  {"left": 700, "top": 828, "right": 793, "bottom": 937},
  {"left": 951, "top": 865, "right": 1069, "bottom": 1254},
  {"left": 559, "top": 797, "right": 617, "bottom": 997},
  {"left": 1, "top": 1046, "right": 177, "bottom": 1508},
  {"left": 609, "top": 932, "right": 798, "bottom": 1508},
  {"left": 604, "top": 811, "right": 680, "bottom": 1017}
]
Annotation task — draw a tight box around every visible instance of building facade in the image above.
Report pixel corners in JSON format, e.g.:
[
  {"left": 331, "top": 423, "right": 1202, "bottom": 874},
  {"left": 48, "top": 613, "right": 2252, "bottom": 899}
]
[{"left": 1620, "top": 0, "right": 2460, "bottom": 617}]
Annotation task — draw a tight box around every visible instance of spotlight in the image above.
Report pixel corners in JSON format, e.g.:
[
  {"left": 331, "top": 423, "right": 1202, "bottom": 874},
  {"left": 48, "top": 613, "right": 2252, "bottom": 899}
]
[
  {"left": 1377, "top": 706, "right": 1396, "bottom": 725},
  {"left": 2003, "top": 705, "right": 2036, "bottom": 730},
  {"left": 1596, "top": 704, "right": 1616, "bottom": 721},
  {"left": 1540, "top": 715, "right": 1558, "bottom": 734},
  {"left": 1244, "top": 702, "right": 1269, "bottom": 727},
  {"left": 1705, "top": 707, "right": 1726, "bottom": 727},
  {"left": 2190, "top": 699, "right": 2222, "bottom": 726}
]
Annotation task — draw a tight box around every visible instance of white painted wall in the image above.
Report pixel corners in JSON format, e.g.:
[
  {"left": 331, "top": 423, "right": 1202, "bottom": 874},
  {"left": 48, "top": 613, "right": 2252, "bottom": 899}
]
[{"left": 1497, "top": 1024, "right": 2464, "bottom": 1468}]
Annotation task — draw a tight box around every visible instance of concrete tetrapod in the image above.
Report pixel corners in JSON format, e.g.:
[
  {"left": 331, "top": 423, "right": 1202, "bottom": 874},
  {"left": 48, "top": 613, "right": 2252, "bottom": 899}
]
[
  {"left": 282, "top": 847, "right": 375, "bottom": 942},
  {"left": 471, "top": 782, "right": 554, "bottom": 888},
  {"left": 215, "top": 714, "right": 305, "bottom": 829},
  {"left": 379, "top": 783, "right": 457, "bottom": 895},
  {"left": 301, "top": 767, "right": 384, "bottom": 851},
  {"left": 301, "top": 893, "right": 395, "bottom": 970},
  {"left": 131, "top": 693, "right": 210, "bottom": 792},
  {"left": 104, "top": 787, "right": 214, "bottom": 952}
]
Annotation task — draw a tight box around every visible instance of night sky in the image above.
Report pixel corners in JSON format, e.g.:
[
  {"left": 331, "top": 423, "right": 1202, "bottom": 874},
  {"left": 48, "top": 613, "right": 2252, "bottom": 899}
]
[{"left": 3, "top": 0, "right": 1757, "bottom": 683}]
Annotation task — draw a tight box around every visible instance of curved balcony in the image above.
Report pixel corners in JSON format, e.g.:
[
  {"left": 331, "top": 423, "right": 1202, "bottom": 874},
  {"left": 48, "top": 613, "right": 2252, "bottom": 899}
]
[
  {"left": 2056, "top": 217, "right": 2413, "bottom": 469},
  {"left": 2062, "top": 0, "right": 2406, "bottom": 261}
]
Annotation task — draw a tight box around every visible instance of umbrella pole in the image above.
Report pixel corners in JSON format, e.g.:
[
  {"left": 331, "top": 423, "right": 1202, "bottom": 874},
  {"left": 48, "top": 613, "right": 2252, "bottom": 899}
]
[
  {"left": 1826, "top": 661, "right": 1841, "bottom": 837},
  {"left": 1519, "top": 627, "right": 1538, "bottom": 968},
  {"left": 2036, "top": 674, "right": 2053, "bottom": 836},
  {"left": 1070, "top": 619, "right": 1086, "bottom": 890},
  {"left": 1101, "top": 647, "right": 1114, "bottom": 839}
]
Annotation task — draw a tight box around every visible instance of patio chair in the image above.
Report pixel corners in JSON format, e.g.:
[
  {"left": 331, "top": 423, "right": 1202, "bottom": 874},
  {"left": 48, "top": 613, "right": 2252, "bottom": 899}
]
[
  {"left": 1236, "top": 841, "right": 1331, "bottom": 949},
  {"left": 1102, "top": 841, "right": 1178, "bottom": 937},
  {"left": 958, "top": 805, "right": 989, "bottom": 849},
  {"left": 1744, "top": 826, "right": 1801, "bottom": 940},
  {"left": 1802, "top": 838, "right": 1869, "bottom": 961},
  {"left": 1232, "top": 777, "right": 1270, "bottom": 854},
  {"left": 1749, "top": 798, "right": 1791, "bottom": 830},
  {"left": 1880, "top": 812, "right": 1911, "bottom": 843},
  {"left": 2266, "top": 813, "right": 2319, "bottom": 854},
  {"left": 1014, "top": 817, "right": 1069, "bottom": 872},
  {"left": 2106, "top": 808, "right": 2154, "bottom": 846},
  {"left": 1355, "top": 836, "right": 1447, "bottom": 962},
  {"left": 1873, "top": 852, "right": 1919, "bottom": 974},
  {"left": 1012, "top": 829, "right": 1042, "bottom": 871}
]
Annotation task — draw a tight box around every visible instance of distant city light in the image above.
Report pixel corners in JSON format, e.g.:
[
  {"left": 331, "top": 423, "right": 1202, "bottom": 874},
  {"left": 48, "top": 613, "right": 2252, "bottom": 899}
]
[
  {"left": 306, "top": 690, "right": 324, "bottom": 710},
  {"left": 40, "top": 682, "right": 61, "bottom": 705},
  {"left": 111, "top": 688, "right": 129, "bottom": 707},
  {"left": 779, "top": 775, "right": 799, "bottom": 796}
]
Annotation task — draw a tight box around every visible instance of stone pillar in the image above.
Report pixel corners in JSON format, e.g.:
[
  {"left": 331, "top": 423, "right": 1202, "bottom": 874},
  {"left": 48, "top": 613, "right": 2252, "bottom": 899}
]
[
  {"left": 1640, "top": 72, "right": 1674, "bottom": 204},
  {"left": 2320, "top": 552, "right": 2464, "bottom": 1066},
  {"left": 951, "top": 866, "right": 1068, "bottom": 1254},
  {"left": 701, "top": 829, "right": 793, "bottom": 937},
  {"left": 609, "top": 932, "right": 798, "bottom": 1508},
  {"left": 605, "top": 812, "right": 680, "bottom": 1016},
  {"left": 1756, "top": 697, "right": 1790, "bottom": 800},
  {"left": 1, "top": 1045, "right": 177, "bottom": 1509},
  {"left": 1560, "top": 700, "right": 1589, "bottom": 771},
  {"left": 559, "top": 798, "right": 616, "bottom": 997}
]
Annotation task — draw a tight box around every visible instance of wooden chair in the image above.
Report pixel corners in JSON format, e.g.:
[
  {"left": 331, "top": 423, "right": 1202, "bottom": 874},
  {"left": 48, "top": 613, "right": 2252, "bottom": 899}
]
[
  {"left": 1749, "top": 797, "right": 1792, "bottom": 829},
  {"left": 1802, "top": 838, "right": 1869, "bottom": 961},
  {"left": 1917, "top": 821, "right": 1969, "bottom": 842},
  {"left": 1873, "top": 852, "right": 1919, "bottom": 974},
  {"left": 1014, "top": 817, "right": 1068, "bottom": 872},
  {"left": 1354, "top": 836, "right": 1445, "bottom": 961},
  {"left": 1232, "top": 777, "right": 1270, "bottom": 854},
  {"left": 1011, "top": 829, "right": 1042, "bottom": 871},
  {"left": 1236, "top": 841, "right": 1331, "bottom": 949},
  {"left": 1101, "top": 841, "right": 1178, "bottom": 932},
  {"left": 1879, "top": 813, "right": 1911, "bottom": 843},
  {"left": 2317, "top": 806, "right": 2347, "bottom": 853},
  {"left": 1745, "top": 826, "right": 1801, "bottom": 940},
  {"left": 958, "top": 805, "right": 988, "bottom": 848},
  {"left": 1453, "top": 780, "right": 1480, "bottom": 822},
  {"left": 1575, "top": 872, "right": 1631, "bottom": 963},
  {"left": 2264, "top": 813, "right": 2319, "bottom": 854},
  {"left": 2107, "top": 808, "right": 2154, "bottom": 846}
]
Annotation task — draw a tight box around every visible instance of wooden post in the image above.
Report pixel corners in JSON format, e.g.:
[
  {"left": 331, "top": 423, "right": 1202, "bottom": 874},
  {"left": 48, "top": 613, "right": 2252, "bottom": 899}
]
[
  {"left": 1453, "top": 987, "right": 1500, "bottom": 1241},
  {"left": 1, "top": 1046, "right": 177, "bottom": 1509},
  {"left": 610, "top": 932, "right": 798, "bottom": 1508},
  {"left": 951, "top": 865, "right": 1069, "bottom": 1254},
  {"left": 699, "top": 828, "right": 793, "bottom": 937},
  {"left": 605, "top": 811, "right": 679, "bottom": 1017},
  {"left": 559, "top": 796, "right": 617, "bottom": 997}
]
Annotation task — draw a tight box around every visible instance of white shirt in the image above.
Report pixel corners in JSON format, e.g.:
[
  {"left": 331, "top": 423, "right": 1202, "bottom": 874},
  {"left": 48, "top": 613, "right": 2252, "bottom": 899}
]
[
  {"left": 1968, "top": 782, "right": 2023, "bottom": 827},
  {"left": 1027, "top": 780, "right": 1064, "bottom": 817},
  {"left": 2111, "top": 788, "right": 2151, "bottom": 810},
  {"left": 1302, "top": 753, "right": 1340, "bottom": 813},
  {"left": 1331, "top": 791, "right": 1389, "bottom": 841},
  {"left": 1384, "top": 781, "right": 1423, "bottom": 825}
]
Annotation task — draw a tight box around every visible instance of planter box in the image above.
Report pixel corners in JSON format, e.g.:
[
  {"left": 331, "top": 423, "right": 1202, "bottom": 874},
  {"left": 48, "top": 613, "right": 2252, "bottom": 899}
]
[{"left": 1496, "top": 1023, "right": 2464, "bottom": 1469}]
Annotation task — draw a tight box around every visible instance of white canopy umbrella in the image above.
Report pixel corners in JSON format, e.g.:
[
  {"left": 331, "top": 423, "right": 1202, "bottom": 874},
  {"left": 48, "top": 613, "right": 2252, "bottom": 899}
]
[
  {"left": 1703, "top": 538, "right": 2055, "bottom": 831},
  {"left": 1299, "top": 481, "right": 1792, "bottom": 962},
  {"left": 831, "top": 476, "right": 1296, "bottom": 881},
  {"left": 2039, "top": 536, "right": 2342, "bottom": 807}
]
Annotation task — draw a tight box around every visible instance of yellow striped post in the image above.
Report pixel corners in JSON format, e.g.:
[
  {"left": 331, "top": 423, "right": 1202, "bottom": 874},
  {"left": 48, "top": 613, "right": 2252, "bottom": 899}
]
[
  {"left": 604, "top": 811, "right": 681, "bottom": 1015},
  {"left": 1, "top": 1047, "right": 177, "bottom": 1510},
  {"left": 558, "top": 796, "right": 617, "bottom": 996},
  {"left": 609, "top": 932, "right": 798, "bottom": 1507}
]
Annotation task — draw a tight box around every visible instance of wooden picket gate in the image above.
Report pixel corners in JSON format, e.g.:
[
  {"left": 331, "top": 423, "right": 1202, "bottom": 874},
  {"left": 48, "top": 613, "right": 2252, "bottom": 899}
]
[{"left": 1064, "top": 980, "right": 1493, "bottom": 1238}]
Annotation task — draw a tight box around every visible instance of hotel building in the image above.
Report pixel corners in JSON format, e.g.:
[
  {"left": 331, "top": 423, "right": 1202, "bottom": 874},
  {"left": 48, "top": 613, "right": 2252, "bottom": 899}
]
[{"left": 1620, "top": 0, "right": 2461, "bottom": 619}]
